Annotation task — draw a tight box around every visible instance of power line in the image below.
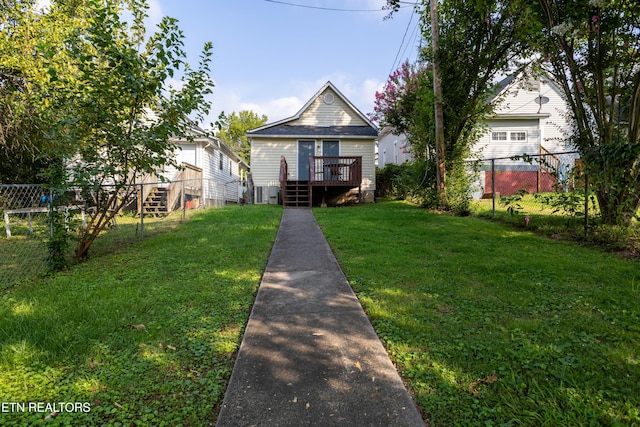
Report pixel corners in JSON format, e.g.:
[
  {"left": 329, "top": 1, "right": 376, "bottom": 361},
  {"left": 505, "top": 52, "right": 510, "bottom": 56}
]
[
  {"left": 389, "top": 7, "right": 418, "bottom": 76},
  {"left": 264, "top": 0, "right": 413, "bottom": 12}
]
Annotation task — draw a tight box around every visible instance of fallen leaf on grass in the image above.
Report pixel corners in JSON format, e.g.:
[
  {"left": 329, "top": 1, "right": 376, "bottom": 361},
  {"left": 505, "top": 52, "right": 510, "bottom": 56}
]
[
  {"left": 468, "top": 373, "right": 498, "bottom": 396},
  {"left": 124, "top": 324, "right": 147, "bottom": 332},
  {"left": 354, "top": 361, "right": 362, "bottom": 371},
  {"left": 45, "top": 411, "right": 59, "bottom": 420}
]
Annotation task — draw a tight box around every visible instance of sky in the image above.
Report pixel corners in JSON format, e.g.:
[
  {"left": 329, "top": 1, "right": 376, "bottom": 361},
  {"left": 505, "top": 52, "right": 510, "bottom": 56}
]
[{"left": 146, "top": 0, "right": 422, "bottom": 128}]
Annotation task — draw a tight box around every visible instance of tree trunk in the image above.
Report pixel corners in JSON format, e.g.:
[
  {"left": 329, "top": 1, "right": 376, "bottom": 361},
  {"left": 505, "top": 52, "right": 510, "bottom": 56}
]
[{"left": 594, "top": 182, "right": 640, "bottom": 226}]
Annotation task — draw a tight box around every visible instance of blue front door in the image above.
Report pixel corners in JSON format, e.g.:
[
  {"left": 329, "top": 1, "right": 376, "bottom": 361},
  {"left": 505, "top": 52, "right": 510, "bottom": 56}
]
[{"left": 298, "top": 141, "right": 315, "bottom": 181}]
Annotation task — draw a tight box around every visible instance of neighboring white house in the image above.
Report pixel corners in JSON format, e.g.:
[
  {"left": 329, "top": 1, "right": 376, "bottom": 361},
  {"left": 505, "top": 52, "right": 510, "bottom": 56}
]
[
  {"left": 162, "top": 126, "right": 249, "bottom": 206},
  {"left": 247, "top": 81, "right": 378, "bottom": 207},
  {"left": 471, "top": 71, "right": 578, "bottom": 197},
  {"left": 377, "top": 126, "right": 413, "bottom": 168},
  {"left": 473, "top": 72, "right": 573, "bottom": 159},
  {"left": 376, "top": 71, "right": 578, "bottom": 197},
  {"left": 134, "top": 123, "right": 248, "bottom": 215}
]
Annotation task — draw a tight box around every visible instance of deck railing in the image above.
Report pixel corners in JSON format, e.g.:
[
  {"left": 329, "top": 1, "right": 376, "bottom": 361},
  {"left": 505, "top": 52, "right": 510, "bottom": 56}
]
[
  {"left": 166, "top": 162, "right": 202, "bottom": 211},
  {"left": 309, "top": 156, "right": 362, "bottom": 187},
  {"left": 538, "top": 146, "right": 561, "bottom": 192}
]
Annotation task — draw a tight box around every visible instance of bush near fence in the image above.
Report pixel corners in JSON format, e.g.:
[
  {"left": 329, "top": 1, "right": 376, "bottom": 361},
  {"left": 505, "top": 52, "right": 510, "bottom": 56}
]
[
  {"left": 468, "top": 151, "right": 599, "bottom": 237},
  {"left": 0, "top": 178, "right": 240, "bottom": 290}
]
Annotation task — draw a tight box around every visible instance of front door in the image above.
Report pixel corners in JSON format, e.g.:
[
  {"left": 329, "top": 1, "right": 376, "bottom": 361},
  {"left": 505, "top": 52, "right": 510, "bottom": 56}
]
[
  {"left": 323, "top": 140, "right": 340, "bottom": 181},
  {"left": 298, "top": 141, "right": 315, "bottom": 181}
]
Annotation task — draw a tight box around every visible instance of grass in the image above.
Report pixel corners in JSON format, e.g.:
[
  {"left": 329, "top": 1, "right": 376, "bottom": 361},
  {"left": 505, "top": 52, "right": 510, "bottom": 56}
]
[
  {"left": 0, "top": 209, "right": 203, "bottom": 291},
  {"left": 472, "top": 193, "right": 640, "bottom": 257},
  {"left": 314, "top": 200, "right": 640, "bottom": 426},
  {"left": 3, "top": 200, "right": 638, "bottom": 426},
  {"left": 0, "top": 205, "right": 281, "bottom": 426}
]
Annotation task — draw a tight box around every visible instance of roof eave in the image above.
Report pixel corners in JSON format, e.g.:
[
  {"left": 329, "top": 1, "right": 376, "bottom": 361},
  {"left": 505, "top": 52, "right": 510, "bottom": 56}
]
[
  {"left": 248, "top": 134, "right": 377, "bottom": 140},
  {"left": 490, "top": 113, "right": 552, "bottom": 120}
]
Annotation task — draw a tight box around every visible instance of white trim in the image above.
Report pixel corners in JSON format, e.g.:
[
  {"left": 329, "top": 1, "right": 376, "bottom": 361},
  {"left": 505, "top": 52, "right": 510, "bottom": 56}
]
[
  {"left": 297, "top": 140, "right": 315, "bottom": 180},
  {"left": 491, "top": 130, "right": 528, "bottom": 143}
]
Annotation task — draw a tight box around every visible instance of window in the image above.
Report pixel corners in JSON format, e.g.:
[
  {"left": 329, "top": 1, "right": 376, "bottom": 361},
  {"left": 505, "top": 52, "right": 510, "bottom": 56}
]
[
  {"left": 491, "top": 131, "right": 527, "bottom": 142},
  {"left": 510, "top": 131, "right": 527, "bottom": 141},
  {"left": 491, "top": 131, "right": 507, "bottom": 141},
  {"left": 219, "top": 152, "right": 224, "bottom": 170}
]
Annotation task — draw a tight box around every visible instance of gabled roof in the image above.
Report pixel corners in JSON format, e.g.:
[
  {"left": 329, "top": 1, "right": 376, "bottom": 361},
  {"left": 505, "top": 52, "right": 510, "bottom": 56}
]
[
  {"left": 488, "top": 68, "right": 565, "bottom": 120},
  {"left": 248, "top": 81, "right": 378, "bottom": 138}
]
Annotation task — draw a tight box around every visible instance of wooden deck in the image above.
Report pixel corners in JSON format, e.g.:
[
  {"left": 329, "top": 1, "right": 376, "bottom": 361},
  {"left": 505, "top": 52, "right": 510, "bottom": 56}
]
[{"left": 280, "top": 156, "right": 362, "bottom": 207}]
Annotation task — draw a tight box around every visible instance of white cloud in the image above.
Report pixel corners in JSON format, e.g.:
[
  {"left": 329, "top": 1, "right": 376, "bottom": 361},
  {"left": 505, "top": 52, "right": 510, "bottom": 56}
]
[
  {"left": 145, "top": 0, "right": 164, "bottom": 29},
  {"left": 202, "top": 74, "right": 385, "bottom": 131}
]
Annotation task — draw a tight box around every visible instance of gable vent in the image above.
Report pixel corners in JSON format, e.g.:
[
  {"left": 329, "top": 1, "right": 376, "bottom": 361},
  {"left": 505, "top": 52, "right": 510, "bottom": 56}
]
[{"left": 323, "top": 93, "right": 335, "bottom": 104}]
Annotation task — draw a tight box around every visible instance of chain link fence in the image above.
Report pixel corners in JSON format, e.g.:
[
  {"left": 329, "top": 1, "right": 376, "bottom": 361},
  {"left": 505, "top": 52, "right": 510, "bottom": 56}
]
[
  {"left": 1, "top": 178, "right": 242, "bottom": 290},
  {"left": 467, "top": 151, "right": 593, "bottom": 231}
]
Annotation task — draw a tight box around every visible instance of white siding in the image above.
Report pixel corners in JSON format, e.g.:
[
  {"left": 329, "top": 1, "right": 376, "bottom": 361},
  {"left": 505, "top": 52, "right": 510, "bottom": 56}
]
[
  {"left": 472, "top": 76, "right": 573, "bottom": 161},
  {"left": 377, "top": 131, "right": 412, "bottom": 167},
  {"left": 251, "top": 139, "right": 297, "bottom": 187},
  {"left": 475, "top": 119, "right": 541, "bottom": 161},
  {"left": 294, "top": 88, "right": 367, "bottom": 126},
  {"left": 341, "top": 139, "right": 376, "bottom": 191},
  {"left": 250, "top": 137, "right": 375, "bottom": 192}
]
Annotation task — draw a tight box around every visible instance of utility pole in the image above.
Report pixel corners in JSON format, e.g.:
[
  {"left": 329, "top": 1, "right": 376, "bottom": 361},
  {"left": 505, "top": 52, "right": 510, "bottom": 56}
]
[{"left": 430, "top": 0, "right": 447, "bottom": 206}]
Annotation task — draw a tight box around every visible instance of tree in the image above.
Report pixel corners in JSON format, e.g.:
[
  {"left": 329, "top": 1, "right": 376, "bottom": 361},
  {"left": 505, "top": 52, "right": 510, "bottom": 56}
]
[
  {"left": 32, "top": 0, "right": 215, "bottom": 261},
  {"left": 536, "top": 0, "right": 640, "bottom": 226},
  {"left": 377, "top": 0, "right": 539, "bottom": 209},
  {"left": 215, "top": 110, "right": 267, "bottom": 163},
  {"left": 0, "top": 0, "right": 81, "bottom": 183}
]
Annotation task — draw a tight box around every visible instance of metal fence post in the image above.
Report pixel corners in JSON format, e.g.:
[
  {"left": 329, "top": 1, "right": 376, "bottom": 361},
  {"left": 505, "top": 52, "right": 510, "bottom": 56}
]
[
  {"left": 49, "top": 187, "right": 54, "bottom": 238},
  {"left": 584, "top": 172, "right": 589, "bottom": 239},
  {"left": 139, "top": 183, "right": 145, "bottom": 238},
  {"left": 182, "top": 181, "right": 186, "bottom": 221},
  {"left": 491, "top": 159, "right": 496, "bottom": 217}
]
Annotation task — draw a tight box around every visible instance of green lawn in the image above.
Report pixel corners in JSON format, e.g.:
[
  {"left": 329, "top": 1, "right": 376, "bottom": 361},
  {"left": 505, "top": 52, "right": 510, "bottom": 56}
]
[
  {"left": 314, "top": 200, "right": 640, "bottom": 426},
  {"left": 0, "top": 205, "right": 282, "bottom": 426},
  {"left": 2, "top": 201, "right": 638, "bottom": 426}
]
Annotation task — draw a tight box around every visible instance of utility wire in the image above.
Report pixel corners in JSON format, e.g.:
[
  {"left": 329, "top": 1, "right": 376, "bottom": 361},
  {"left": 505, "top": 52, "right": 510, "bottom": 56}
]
[
  {"left": 389, "top": 6, "right": 418, "bottom": 76},
  {"left": 264, "top": 0, "right": 413, "bottom": 12}
]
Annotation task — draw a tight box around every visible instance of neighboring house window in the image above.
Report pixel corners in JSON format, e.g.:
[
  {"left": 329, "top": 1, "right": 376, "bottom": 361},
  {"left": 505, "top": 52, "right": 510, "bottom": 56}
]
[
  {"left": 491, "top": 131, "right": 507, "bottom": 141},
  {"left": 491, "top": 131, "right": 527, "bottom": 142},
  {"left": 219, "top": 153, "right": 224, "bottom": 170},
  {"left": 510, "top": 131, "right": 527, "bottom": 141}
]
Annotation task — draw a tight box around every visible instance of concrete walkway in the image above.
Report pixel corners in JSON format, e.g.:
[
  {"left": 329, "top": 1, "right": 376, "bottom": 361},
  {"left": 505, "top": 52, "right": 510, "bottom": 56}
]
[{"left": 216, "top": 209, "right": 425, "bottom": 426}]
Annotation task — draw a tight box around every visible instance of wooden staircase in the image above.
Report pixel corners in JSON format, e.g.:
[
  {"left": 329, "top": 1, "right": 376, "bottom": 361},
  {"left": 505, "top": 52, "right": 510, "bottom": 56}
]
[
  {"left": 142, "top": 187, "right": 168, "bottom": 216},
  {"left": 282, "top": 181, "right": 311, "bottom": 207}
]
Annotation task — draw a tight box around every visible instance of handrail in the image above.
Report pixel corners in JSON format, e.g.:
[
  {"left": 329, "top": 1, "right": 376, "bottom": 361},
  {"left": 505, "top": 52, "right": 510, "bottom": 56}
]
[
  {"left": 538, "top": 146, "right": 561, "bottom": 192},
  {"left": 279, "top": 156, "right": 288, "bottom": 186},
  {"left": 539, "top": 146, "right": 560, "bottom": 174},
  {"left": 309, "top": 156, "right": 362, "bottom": 186}
]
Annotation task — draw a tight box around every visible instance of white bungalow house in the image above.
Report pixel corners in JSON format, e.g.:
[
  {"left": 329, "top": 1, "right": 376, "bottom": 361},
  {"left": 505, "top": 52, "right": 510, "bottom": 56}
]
[
  {"left": 139, "top": 125, "right": 249, "bottom": 215},
  {"left": 247, "top": 81, "right": 378, "bottom": 207}
]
